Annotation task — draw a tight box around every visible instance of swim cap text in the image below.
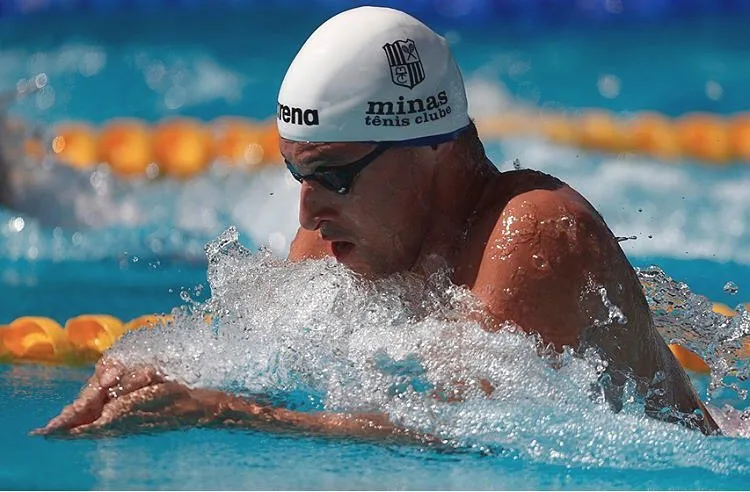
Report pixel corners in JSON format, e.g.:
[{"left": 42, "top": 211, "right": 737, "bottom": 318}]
[
  {"left": 277, "top": 103, "right": 319, "bottom": 126},
  {"left": 364, "top": 90, "right": 451, "bottom": 128}
]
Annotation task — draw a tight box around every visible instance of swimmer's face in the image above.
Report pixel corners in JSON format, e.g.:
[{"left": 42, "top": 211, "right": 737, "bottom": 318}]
[{"left": 281, "top": 138, "right": 435, "bottom": 276}]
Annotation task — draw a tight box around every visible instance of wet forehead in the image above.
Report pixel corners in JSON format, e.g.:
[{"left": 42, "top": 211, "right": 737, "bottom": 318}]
[{"left": 280, "top": 138, "right": 377, "bottom": 169}]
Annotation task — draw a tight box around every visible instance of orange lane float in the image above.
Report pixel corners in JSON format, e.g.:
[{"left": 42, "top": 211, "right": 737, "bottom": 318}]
[
  {"left": 727, "top": 113, "right": 750, "bottom": 162},
  {"left": 212, "top": 117, "right": 279, "bottom": 169},
  {"left": 538, "top": 112, "right": 578, "bottom": 147},
  {"left": 65, "top": 314, "right": 128, "bottom": 363},
  {"left": 627, "top": 112, "right": 682, "bottom": 161},
  {"left": 668, "top": 344, "right": 711, "bottom": 374},
  {"left": 98, "top": 118, "right": 154, "bottom": 177},
  {"left": 575, "top": 110, "right": 632, "bottom": 154},
  {"left": 152, "top": 118, "right": 215, "bottom": 179},
  {"left": 0, "top": 314, "right": 172, "bottom": 365},
  {"left": 667, "top": 302, "right": 749, "bottom": 375},
  {"left": 51, "top": 122, "right": 99, "bottom": 170},
  {"left": 125, "top": 314, "right": 175, "bottom": 331},
  {"left": 674, "top": 112, "right": 731, "bottom": 164},
  {"left": 21, "top": 109, "right": 750, "bottom": 177},
  {"left": 0, "top": 317, "right": 71, "bottom": 363}
]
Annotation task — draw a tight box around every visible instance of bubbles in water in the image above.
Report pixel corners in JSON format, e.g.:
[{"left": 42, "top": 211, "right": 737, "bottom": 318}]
[{"left": 724, "top": 281, "right": 739, "bottom": 295}]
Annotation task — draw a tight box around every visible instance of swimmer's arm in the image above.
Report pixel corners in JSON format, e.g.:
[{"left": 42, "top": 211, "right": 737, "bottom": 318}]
[
  {"left": 203, "top": 390, "right": 426, "bottom": 441},
  {"left": 34, "top": 363, "right": 422, "bottom": 441},
  {"left": 288, "top": 227, "right": 332, "bottom": 261}
]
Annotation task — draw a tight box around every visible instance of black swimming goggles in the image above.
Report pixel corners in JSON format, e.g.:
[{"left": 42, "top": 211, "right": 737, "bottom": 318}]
[{"left": 284, "top": 125, "right": 470, "bottom": 195}]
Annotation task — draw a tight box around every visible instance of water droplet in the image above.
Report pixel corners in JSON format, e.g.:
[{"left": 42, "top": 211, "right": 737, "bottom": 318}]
[
  {"left": 723, "top": 281, "right": 739, "bottom": 295},
  {"left": 597, "top": 74, "right": 621, "bottom": 99},
  {"left": 9, "top": 216, "right": 25, "bottom": 232},
  {"left": 531, "top": 254, "right": 549, "bottom": 270},
  {"left": 705, "top": 80, "right": 723, "bottom": 101},
  {"left": 33, "top": 72, "right": 48, "bottom": 89},
  {"left": 615, "top": 235, "right": 637, "bottom": 242}
]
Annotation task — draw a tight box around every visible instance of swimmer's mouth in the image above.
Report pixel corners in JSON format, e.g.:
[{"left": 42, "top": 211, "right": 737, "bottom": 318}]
[{"left": 331, "top": 241, "right": 355, "bottom": 260}]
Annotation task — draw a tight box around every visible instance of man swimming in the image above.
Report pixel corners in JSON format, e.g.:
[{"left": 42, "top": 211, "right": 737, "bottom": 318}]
[{"left": 34, "top": 6, "right": 718, "bottom": 438}]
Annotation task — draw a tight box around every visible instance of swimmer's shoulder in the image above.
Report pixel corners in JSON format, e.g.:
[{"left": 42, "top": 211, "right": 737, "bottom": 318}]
[{"left": 476, "top": 168, "right": 607, "bottom": 233}]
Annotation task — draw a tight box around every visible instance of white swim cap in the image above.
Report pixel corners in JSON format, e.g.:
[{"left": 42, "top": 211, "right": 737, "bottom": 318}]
[{"left": 277, "top": 6, "right": 470, "bottom": 143}]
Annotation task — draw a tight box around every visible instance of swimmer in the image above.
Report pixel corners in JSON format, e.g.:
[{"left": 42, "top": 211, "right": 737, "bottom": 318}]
[{"left": 34, "top": 6, "right": 719, "bottom": 438}]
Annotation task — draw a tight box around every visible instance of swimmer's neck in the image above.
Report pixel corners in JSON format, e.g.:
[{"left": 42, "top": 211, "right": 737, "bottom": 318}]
[{"left": 411, "top": 155, "right": 499, "bottom": 277}]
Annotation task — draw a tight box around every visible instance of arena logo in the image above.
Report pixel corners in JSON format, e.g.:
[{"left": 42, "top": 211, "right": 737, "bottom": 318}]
[
  {"left": 363, "top": 90, "right": 451, "bottom": 127},
  {"left": 277, "top": 103, "right": 319, "bottom": 126}
]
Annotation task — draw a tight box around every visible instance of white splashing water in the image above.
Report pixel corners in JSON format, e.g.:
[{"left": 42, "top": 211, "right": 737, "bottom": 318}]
[
  {"left": 642, "top": 266, "right": 750, "bottom": 402},
  {"left": 108, "top": 227, "right": 750, "bottom": 473}
]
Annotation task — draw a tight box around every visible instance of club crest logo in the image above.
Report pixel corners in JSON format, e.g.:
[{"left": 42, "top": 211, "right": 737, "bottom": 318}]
[{"left": 382, "top": 39, "right": 425, "bottom": 89}]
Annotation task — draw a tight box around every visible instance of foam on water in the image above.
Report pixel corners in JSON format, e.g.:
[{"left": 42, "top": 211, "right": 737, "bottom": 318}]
[{"left": 107, "top": 227, "right": 750, "bottom": 474}]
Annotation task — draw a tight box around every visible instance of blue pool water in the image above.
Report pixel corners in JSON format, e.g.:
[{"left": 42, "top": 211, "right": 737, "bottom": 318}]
[{"left": 2, "top": 4, "right": 750, "bottom": 490}]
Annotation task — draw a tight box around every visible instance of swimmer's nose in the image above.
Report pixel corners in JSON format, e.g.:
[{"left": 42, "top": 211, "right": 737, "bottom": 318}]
[{"left": 298, "top": 180, "right": 334, "bottom": 231}]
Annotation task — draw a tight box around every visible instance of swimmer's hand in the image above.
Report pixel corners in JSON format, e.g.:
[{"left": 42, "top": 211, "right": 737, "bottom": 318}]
[
  {"left": 31, "top": 358, "right": 165, "bottom": 435},
  {"left": 31, "top": 359, "right": 430, "bottom": 442}
]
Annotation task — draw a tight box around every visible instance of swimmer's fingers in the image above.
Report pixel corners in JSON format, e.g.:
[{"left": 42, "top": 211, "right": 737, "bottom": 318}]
[
  {"left": 30, "top": 361, "right": 122, "bottom": 435},
  {"left": 31, "top": 361, "right": 164, "bottom": 436},
  {"left": 30, "top": 386, "right": 109, "bottom": 435},
  {"left": 69, "top": 382, "right": 209, "bottom": 436}
]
